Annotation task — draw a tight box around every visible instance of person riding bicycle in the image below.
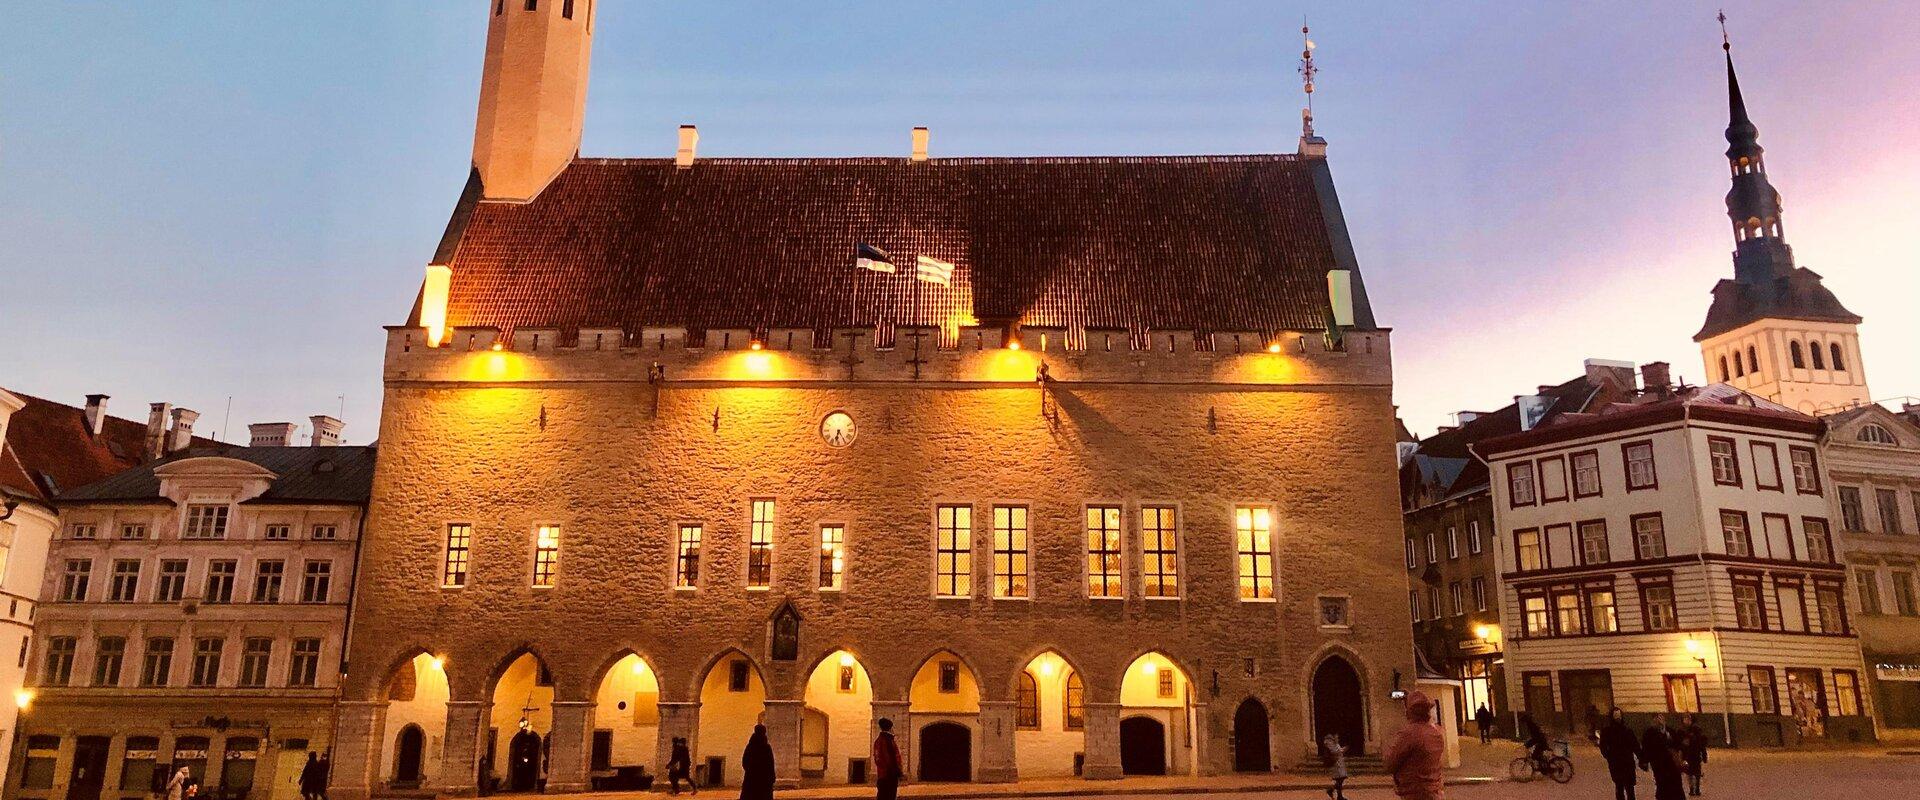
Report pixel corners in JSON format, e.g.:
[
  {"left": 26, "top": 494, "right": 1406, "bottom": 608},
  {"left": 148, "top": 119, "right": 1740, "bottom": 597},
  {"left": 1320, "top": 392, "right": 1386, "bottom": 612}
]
[{"left": 1518, "top": 711, "right": 1554, "bottom": 768}]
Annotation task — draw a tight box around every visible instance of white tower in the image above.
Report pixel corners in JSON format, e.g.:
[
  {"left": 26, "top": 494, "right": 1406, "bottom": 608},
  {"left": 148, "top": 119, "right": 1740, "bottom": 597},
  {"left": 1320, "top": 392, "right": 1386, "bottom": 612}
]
[{"left": 472, "top": 0, "right": 596, "bottom": 202}]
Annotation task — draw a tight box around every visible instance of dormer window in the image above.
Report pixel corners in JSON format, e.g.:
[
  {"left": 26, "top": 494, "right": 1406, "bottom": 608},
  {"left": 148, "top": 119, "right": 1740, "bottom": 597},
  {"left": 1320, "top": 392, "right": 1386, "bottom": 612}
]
[
  {"left": 183, "top": 505, "right": 230, "bottom": 540},
  {"left": 1859, "top": 424, "right": 1898, "bottom": 446}
]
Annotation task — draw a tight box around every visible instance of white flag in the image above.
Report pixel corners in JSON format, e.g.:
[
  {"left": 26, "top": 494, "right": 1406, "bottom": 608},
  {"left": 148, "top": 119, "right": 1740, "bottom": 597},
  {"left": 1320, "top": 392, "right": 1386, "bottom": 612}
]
[{"left": 915, "top": 255, "right": 954, "bottom": 286}]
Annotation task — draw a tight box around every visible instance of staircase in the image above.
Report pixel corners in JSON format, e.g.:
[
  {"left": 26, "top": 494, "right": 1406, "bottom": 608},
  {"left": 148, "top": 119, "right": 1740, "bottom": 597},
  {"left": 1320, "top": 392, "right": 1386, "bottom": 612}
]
[{"left": 1287, "top": 754, "right": 1385, "bottom": 776}]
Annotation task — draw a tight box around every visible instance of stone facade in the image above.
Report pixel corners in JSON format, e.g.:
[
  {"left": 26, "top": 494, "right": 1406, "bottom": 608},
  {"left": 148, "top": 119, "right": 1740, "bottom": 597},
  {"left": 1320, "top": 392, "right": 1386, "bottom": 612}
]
[{"left": 1821, "top": 404, "right": 1920, "bottom": 729}]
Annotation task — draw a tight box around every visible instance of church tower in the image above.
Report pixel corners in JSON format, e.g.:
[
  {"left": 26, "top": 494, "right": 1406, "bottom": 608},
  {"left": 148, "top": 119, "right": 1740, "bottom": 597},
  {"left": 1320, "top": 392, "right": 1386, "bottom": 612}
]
[
  {"left": 471, "top": 0, "right": 595, "bottom": 202},
  {"left": 1694, "top": 25, "right": 1868, "bottom": 414}
]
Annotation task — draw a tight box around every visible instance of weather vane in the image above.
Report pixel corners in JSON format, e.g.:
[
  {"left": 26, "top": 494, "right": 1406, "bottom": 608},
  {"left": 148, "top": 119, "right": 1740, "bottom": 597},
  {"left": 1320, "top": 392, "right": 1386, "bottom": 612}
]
[
  {"left": 1718, "top": 9, "right": 1730, "bottom": 52},
  {"left": 1299, "top": 20, "right": 1318, "bottom": 138}
]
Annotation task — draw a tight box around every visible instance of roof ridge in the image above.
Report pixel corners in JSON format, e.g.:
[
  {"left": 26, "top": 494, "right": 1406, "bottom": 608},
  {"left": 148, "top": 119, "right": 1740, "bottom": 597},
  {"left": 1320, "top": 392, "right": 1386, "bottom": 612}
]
[{"left": 570, "top": 154, "right": 1303, "bottom": 167}]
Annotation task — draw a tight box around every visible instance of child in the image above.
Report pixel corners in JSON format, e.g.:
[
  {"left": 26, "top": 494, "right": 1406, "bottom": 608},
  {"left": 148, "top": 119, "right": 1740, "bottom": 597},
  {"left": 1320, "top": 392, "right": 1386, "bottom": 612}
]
[{"left": 1323, "top": 733, "right": 1349, "bottom": 800}]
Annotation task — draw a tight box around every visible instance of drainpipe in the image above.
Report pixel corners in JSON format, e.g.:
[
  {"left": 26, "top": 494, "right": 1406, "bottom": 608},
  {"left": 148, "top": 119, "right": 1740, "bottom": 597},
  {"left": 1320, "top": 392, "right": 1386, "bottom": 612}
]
[
  {"left": 1680, "top": 406, "right": 1736, "bottom": 745},
  {"left": 329, "top": 498, "right": 372, "bottom": 767}
]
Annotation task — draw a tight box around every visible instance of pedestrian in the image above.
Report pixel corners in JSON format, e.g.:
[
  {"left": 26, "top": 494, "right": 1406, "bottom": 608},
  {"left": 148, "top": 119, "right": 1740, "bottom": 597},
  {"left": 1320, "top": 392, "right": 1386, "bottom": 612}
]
[
  {"left": 165, "top": 766, "right": 192, "bottom": 800},
  {"left": 667, "top": 737, "right": 697, "bottom": 795},
  {"left": 1639, "top": 714, "right": 1685, "bottom": 800},
  {"left": 299, "top": 752, "right": 324, "bottom": 800},
  {"left": 740, "top": 724, "right": 775, "bottom": 800},
  {"left": 1598, "top": 708, "right": 1640, "bottom": 800},
  {"left": 872, "top": 718, "right": 903, "bottom": 800},
  {"left": 1384, "top": 691, "right": 1446, "bottom": 800},
  {"left": 1677, "top": 714, "right": 1708, "bottom": 797},
  {"left": 1518, "top": 711, "right": 1552, "bottom": 769},
  {"left": 1322, "top": 733, "right": 1349, "bottom": 800},
  {"left": 1474, "top": 704, "right": 1495, "bottom": 745}
]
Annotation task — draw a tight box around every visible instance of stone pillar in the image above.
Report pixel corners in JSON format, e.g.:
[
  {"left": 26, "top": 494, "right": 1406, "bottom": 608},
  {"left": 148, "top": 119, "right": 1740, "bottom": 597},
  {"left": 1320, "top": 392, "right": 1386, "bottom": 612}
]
[
  {"left": 546, "top": 701, "right": 596, "bottom": 793},
  {"left": 975, "top": 700, "right": 1018, "bottom": 783},
  {"left": 1188, "top": 702, "right": 1214, "bottom": 776},
  {"left": 870, "top": 701, "right": 910, "bottom": 780},
  {"left": 1081, "top": 702, "right": 1122, "bottom": 780},
  {"left": 328, "top": 701, "right": 388, "bottom": 800},
  {"left": 436, "top": 700, "right": 488, "bottom": 796},
  {"left": 762, "top": 699, "right": 804, "bottom": 788},
  {"left": 655, "top": 702, "right": 700, "bottom": 785}
]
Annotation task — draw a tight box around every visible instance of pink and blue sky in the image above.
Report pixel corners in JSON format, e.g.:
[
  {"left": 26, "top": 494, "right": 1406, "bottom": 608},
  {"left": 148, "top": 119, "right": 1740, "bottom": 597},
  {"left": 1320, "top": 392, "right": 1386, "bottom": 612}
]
[{"left": 2, "top": 2, "right": 1916, "bottom": 439}]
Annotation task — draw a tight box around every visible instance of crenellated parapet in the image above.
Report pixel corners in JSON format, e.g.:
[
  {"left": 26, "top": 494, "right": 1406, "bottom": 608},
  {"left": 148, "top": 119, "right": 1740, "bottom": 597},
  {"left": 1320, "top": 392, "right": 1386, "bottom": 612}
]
[{"left": 382, "top": 323, "right": 1391, "bottom": 387}]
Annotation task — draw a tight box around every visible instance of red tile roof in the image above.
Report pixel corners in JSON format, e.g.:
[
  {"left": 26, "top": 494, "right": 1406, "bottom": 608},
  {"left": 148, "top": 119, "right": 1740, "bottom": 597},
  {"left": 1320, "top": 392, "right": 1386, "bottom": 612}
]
[
  {"left": 2, "top": 392, "right": 145, "bottom": 505},
  {"left": 421, "top": 155, "right": 1377, "bottom": 337}
]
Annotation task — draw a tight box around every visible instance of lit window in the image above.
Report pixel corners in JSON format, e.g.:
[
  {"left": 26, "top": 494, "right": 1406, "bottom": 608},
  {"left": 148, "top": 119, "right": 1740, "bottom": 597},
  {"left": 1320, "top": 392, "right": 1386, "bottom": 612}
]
[
  {"left": 992, "top": 505, "right": 1029, "bottom": 598},
  {"left": 1553, "top": 590, "right": 1582, "bottom": 635},
  {"left": 1064, "top": 672, "right": 1085, "bottom": 730},
  {"left": 239, "top": 638, "right": 272, "bottom": 687},
  {"left": 1016, "top": 672, "right": 1040, "bottom": 730},
  {"left": 1586, "top": 588, "right": 1617, "bottom": 633},
  {"left": 301, "top": 561, "right": 332, "bottom": 603},
  {"left": 1816, "top": 585, "right": 1847, "bottom": 634},
  {"left": 191, "top": 637, "right": 223, "bottom": 687},
  {"left": 675, "top": 524, "right": 702, "bottom": 588},
  {"left": 253, "top": 560, "right": 284, "bottom": 603},
  {"left": 289, "top": 638, "right": 320, "bottom": 687},
  {"left": 1141, "top": 507, "right": 1179, "bottom": 598},
  {"left": 1624, "top": 442, "right": 1657, "bottom": 490},
  {"left": 1514, "top": 529, "right": 1544, "bottom": 571},
  {"left": 1834, "top": 670, "right": 1863, "bottom": 716},
  {"left": 1085, "top": 506, "right": 1123, "bottom": 597},
  {"left": 747, "top": 500, "right": 774, "bottom": 589},
  {"left": 935, "top": 506, "right": 972, "bottom": 597},
  {"left": 1664, "top": 675, "right": 1699, "bottom": 713},
  {"left": 184, "top": 504, "right": 230, "bottom": 539},
  {"left": 818, "top": 525, "right": 845, "bottom": 590},
  {"left": 1634, "top": 515, "right": 1667, "bottom": 559},
  {"left": 443, "top": 524, "right": 472, "bottom": 588},
  {"left": 1235, "top": 506, "right": 1275, "bottom": 600},
  {"left": 1521, "top": 596, "right": 1550, "bottom": 637},
  {"left": 532, "top": 525, "right": 560, "bottom": 587}
]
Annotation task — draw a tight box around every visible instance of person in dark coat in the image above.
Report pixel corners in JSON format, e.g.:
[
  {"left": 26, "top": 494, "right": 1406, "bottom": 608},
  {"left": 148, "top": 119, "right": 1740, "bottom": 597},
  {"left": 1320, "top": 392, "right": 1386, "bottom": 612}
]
[
  {"left": 1639, "top": 714, "right": 1686, "bottom": 800},
  {"left": 1598, "top": 708, "right": 1640, "bottom": 800},
  {"left": 872, "top": 718, "right": 903, "bottom": 800},
  {"left": 299, "top": 752, "right": 324, "bottom": 800},
  {"left": 315, "top": 752, "right": 331, "bottom": 800},
  {"left": 1474, "top": 705, "right": 1495, "bottom": 744},
  {"left": 1676, "top": 714, "right": 1708, "bottom": 796},
  {"left": 740, "top": 724, "right": 775, "bottom": 800},
  {"left": 666, "top": 738, "right": 697, "bottom": 795},
  {"left": 1518, "top": 711, "right": 1552, "bottom": 768}
]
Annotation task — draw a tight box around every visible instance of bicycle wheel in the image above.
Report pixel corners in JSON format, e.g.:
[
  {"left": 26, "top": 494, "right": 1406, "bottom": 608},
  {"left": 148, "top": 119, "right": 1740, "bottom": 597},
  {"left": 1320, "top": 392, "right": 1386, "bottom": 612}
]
[
  {"left": 1508, "top": 757, "right": 1535, "bottom": 782},
  {"left": 1547, "top": 756, "right": 1575, "bottom": 784}
]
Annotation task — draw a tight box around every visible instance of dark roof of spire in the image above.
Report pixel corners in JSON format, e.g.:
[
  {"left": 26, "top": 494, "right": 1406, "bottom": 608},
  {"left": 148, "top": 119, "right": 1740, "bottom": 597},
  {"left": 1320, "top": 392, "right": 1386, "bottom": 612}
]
[
  {"left": 1694, "top": 267, "right": 1862, "bottom": 341},
  {"left": 1724, "top": 52, "right": 1762, "bottom": 160}
]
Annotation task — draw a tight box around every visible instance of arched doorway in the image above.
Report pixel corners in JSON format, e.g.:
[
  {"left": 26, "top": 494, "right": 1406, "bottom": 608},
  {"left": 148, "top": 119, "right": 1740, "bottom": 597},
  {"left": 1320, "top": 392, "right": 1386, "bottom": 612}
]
[
  {"left": 507, "top": 727, "right": 542, "bottom": 791},
  {"left": 1233, "top": 699, "right": 1271, "bottom": 772},
  {"left": 918, "top": 722, "right": 971, "bottom": 782},
  {"left": 393, "top": 725, "right": 426, "bottom": 786},
  {"left": 1119, "top": 717, "right": 1167, "bottom": 775},
  {"left": 592, "top": 653, "right": 661, "bottom": 777},
  {"left": 1012, "top": 651, "right": 1083, "bottom": 778},
  {"left": 801, "top": 650, "right": 873, "bottom": 782},
  {"left": 489, "top": 652, "right": 555, "bottom": 792},
  {"left": 697, "top": 652, "right": 767, "bottom": 786},
  {"left": 1312, "top": 656, "right": 1366, "bottom": 757},
  {"left": 1119, "top": 652, "right": 1195, "bottom": 775}
]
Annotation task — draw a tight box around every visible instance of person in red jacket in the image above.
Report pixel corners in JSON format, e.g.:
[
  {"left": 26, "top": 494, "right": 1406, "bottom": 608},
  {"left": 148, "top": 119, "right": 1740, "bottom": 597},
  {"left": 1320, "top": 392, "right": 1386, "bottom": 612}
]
[
  {"left": 1384, "top": 692, "right": 1446, "bottom": 800},
  {"left": 872, "top": 718, "right": 903, "bottom": 800}
]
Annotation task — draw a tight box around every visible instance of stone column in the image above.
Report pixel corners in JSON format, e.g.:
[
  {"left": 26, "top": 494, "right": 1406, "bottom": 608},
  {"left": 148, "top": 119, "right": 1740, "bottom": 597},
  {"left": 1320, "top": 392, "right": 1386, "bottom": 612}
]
[
  {"left": 762, "top": 699, "right": 804, "bottom": 788},
  {"left": 1081, "top": 702, "right": 1122, "bottom": 780},
  {"left": 1188, "top": 702, "right": 1214, "bottom": 776},
  {"left": 870, "top": 701, "right": 910, "bottom": 780},
  {"left": 546, "top": 701, "right": 596, "bottom": 793},
  {"left": 655, "top": 702, "right": 700, "bottom": 785},
  {"left": 328, "top": 701, "right": 387, "bottom": 800},
  {"left": 436, "top": 700, "right": 488, "bottom": 796},
  {"left": 975, "top": 700, "right": 1018, "bottom": 782}
]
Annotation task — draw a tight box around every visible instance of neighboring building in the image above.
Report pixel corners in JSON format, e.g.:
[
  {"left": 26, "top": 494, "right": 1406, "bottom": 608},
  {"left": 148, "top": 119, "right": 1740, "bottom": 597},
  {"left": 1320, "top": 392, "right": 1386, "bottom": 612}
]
[
  {"left": 329, "top": 3, "right": 1413, "bottom": 798},
  {"left": 1478, "top": 385, "right": 1872, "bottom": 746},
  {"left": 1399, "top": 361, "right": 1649, "bottom": 734},
  {"left": 1821, "top": 403, "right": 1920, "bottom": 729},
  {"left": 0, "top": 391, "right": 212, "bottom": 782},
  {"left": 7, "top": 428, "right": 374, "bottom": 800}
]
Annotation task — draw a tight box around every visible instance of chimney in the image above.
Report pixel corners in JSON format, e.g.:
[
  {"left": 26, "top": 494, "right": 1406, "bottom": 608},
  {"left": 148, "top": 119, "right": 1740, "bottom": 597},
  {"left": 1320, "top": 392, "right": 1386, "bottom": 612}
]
[
  {"left": 144, "top": 403, "right": 171, "bottom": 461},
  {"left": 310, "top": 415, "right": 344, "bottom": 447},
  {"left": 248, "top": 422, "right": 299, "bottom": 448},
  {"left": 675, "top": 125, "right": 699, "bottom": 168},
  {"left": 1584, "top": 358, "right": 1636, "bottom": 391},
  {"left": 910, "top": 127, "right": 930, "bottom": 162},
  {"left": 1640, "top": 362, "right": 1672, "bottom": 397},
  {"left": 83, "top": 394, "right": 109, "bottom": 437},
  {"left": 167, "top": 408, "right": 200, "bottom": 453}
]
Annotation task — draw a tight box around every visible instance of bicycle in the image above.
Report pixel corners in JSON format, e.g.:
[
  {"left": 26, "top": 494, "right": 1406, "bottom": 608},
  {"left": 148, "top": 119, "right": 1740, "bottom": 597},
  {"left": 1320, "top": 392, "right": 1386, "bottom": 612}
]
[{"left": 1508, "top": 740, "right": 1575, "bottom": 784}]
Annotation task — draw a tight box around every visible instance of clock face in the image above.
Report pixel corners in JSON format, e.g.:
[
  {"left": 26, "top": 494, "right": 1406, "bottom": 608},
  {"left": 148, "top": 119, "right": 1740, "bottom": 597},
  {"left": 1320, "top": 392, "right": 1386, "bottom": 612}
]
[{"left": 820, "top": 411, "right": 856, "bottom": 448}]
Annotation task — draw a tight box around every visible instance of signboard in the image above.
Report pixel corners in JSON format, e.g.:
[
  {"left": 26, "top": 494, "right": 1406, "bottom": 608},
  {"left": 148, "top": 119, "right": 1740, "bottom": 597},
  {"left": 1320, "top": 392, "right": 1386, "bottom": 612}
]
[{"left": 1876, "top": 663, "right": 1920, "bottom": 682}]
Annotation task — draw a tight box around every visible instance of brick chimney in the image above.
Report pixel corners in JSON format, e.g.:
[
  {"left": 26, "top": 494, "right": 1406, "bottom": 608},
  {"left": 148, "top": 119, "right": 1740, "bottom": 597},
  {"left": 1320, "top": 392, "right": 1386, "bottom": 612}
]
[
  {"left": 167, "top": 408, "right": 199, "bottom": 453},
  {"left": 144, "top": 403, "right": 171, "bottom": 461},
  {"left": 1584, "top": 358, "right": 1636, "bottom": 391},
  {"left": 83, "top": 394, "right": 109, "bottom": 437},
  {"left": 248, "top": 422, "right": 299, "bottom": 447},
  {"left": 309, "top": 415, "right": 344, "bottom": 447},
  {"left": 1640, "top": 362, "right": 1672, "bottom": 397}
]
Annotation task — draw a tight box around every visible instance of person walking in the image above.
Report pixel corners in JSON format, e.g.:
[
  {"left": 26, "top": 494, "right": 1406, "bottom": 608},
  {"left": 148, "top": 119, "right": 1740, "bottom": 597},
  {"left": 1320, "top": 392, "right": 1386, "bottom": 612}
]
[
  {"left": 165, "top": 766, "right": 193, "bottom": 800},
  {"left": 666, "top": 738, "right": 697, "bottom": 795},
  {"left": 1598, "top": 708, "right": 1640, "bottom": 800},
  {"left": 1639, "top": 714, "right": 1686, "bottom": 800},
  {"left": 1322, "top": 733, "right": 1349, "bottom": 800},
  {"left": 299, "top": 753, "right": 324, "bottom": 800},
  {"left": 872, "top": 718, "right": 903, "bottom": 800},
  {"left": 1384, "top": 692, "right": 1446, "bottom": 800},
  {"left": 1474, "top": 704, "right": 1495, "bottom": 745},
  {"left": 740, "top": 724, "right": 775, "bottom": 800},
  {"left": 315, "top": 752, "right": 332, "bottom": 800},
  {"left": 1677, "top": 714, "right": 1708, "bottom": 797}
]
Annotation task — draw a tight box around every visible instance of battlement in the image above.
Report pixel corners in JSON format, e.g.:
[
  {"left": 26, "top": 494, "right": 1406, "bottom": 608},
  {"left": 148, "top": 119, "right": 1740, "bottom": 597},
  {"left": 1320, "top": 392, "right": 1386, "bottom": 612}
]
[{"left": 382, "top": 324, "right": 1391, "bottom": 387}]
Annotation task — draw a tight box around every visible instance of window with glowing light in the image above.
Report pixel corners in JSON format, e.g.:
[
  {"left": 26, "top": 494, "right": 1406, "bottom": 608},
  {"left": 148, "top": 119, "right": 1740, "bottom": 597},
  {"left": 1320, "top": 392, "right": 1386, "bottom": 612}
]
[
  {"left": 1156, "top": 664, "right": 1175, "bottom": 698},
  {"left": 748, "top": 500, "right": 774, "bottom": 589},
  {"left": 1064, "top": 671, "right": 1085, "bottom": 730},
  {"left": 1016, "top": 672, "right": 1039, "bottom": 729},
  {"left": 1235, "top": 506, "right": 1275, "bottom": 600},
  {"left": 443, "top": 524, "right": 472, "bottom": 588},
  {"left": 992, "top": 506, "right": 1029, "bottom": 598},
  {"left": 818, "top": 525, "right": 845, "bottom": 590},
  {"left": 675, "top": 524, "right": 702, "bottom": 588},
  {"left": 1141, "top": 507, "right": 1179, "bottom": 598},
  {"left": 1514, "top": 529, "right": 1544, "bottom": 572},
  {"left": 935, "top": 505, "right": 972, "bottom": 597},
  {"left": 1085, "top": 506, "right": 1123, "bottom": 598},
  {"left": 532, "top": 525, "right": 560, "bottom": 587}
]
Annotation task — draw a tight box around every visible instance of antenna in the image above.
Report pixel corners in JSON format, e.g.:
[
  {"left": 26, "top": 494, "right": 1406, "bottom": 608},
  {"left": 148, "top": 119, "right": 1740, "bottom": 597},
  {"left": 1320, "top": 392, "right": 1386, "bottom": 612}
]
[
  {"left": 221, "top": 396, "right": 233, "bottom": 443},
  {"left": 1298, "top": 19, "right": 1318, "bottom": 139}
]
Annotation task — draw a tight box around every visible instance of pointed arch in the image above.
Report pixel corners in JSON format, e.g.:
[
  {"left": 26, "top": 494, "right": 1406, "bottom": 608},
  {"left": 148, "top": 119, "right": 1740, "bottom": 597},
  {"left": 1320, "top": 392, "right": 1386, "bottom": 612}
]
[
  {"left": 793, "top": 644, "right": 879, "bottom": 698},
  {"left": 1008, "top": 646, "right": 1090, "bottom": 700},
  {"left": 690, "top": 647, "right": 769, "bottom": 698},
  {"left": 1302, "top": 644, "right": 1372, "bottom": 757},
  {"left": 908, "top": 648, "right": 983, "bottom": 712},
  {"left": 587, "top": 647, "right": 663, "bottom": 695},
  {"left": 376, "top": 646, "right": 447, "bottom": 700},
  {"left": 484, "top": 644, "right": 558, "bottom": 695}
]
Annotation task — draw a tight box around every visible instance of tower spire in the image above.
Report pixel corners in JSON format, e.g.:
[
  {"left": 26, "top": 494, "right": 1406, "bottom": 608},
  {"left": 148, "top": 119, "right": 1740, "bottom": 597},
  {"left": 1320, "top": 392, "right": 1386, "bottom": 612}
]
[
  {"left": 1298, "top": 21, "right": 1318, "bottom": 140},
  {"left": 1715, "top": 11, "right": 1789, "bottom": 281}
]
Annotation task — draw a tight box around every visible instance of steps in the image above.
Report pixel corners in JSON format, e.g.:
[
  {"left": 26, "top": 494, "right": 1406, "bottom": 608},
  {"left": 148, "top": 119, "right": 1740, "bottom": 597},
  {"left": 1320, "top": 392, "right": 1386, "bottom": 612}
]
[{"left": 1287, "top": 755, "right": 1384, "bottom": 776}]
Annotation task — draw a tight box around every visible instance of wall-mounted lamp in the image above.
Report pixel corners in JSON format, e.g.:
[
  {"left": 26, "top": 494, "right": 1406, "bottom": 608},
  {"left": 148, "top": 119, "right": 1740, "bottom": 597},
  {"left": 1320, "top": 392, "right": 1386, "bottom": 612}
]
[
  {"left": 0, "top": 498, "right": 18, "bottom": 521},
  {"left": 1683, "top": 637, "right": 1708, "bottom": 670}
]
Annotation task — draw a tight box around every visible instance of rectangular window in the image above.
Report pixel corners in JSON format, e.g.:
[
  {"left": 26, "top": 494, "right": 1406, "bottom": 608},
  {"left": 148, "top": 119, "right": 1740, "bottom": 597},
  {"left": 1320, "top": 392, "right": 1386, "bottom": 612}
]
[
  {"left": 1157, "top": 667, "right": 1175, "bottom": 698},
  {"left": 157, "top": 559, "right": 188, "bottom": 602},
  {"left": 1839, "top": 486, "right": 1867, "bottom": 531},
  {"left": 1586, "top": 588, "right": 1617, "bottom": 633},
  {"left": 1720, "top": 511, "right": 1752, "bottom": 557},
  {"left": 1085, "top": 506, "right": 1123, "bottom": 597},
  {"left": 1409, "top": 589, "right": 1421, "bottom": 623},
  {"left": 1763, "top": 514, "right": 1792, "bottom": 561},
  {"left": 1468, "top": 520, "right": 1483, "bottom": 554},
  {"left": 747, "top": 500, "right": 774, "bottom": 588},
  {"left": 1553, "top": 589, "right": 1582, "bottom": 635},
  {"left": 675, "top": 524, "right": 702, "bottom": 588},
  {"left": 1471, "top": 577, "right": 1487, "bottom": 611},
  {"left": 204, "top": 559, "right": 237, "bottom": 603},
  {"left": 109, "top": 560, "right": 141, "bottom": 602},
  {"left": 184, "top": 504, "right": 230, "bottom": 539},
  {"left": 1748, "top": 666, "right": 1778, "bottom": 714},
  {"left": 1235, "top": 505, "right": 1275, "bottom": 600},
  {"left": 838, "top": 665, "right": 856, "bottom": 693},
  {"left": 1641, "top": 579, "right": 1678, "bottom": 631},
  {"left": 938, "top": 661, "right": 959, "bottom": 693},
  {"left": 310, "top": 524, "right": 338, "bottom": 541},
  {"left": 289, "top": 638, "right": 321, "bottom": 687},
  {"left": 60, "top": 558, "right": 92, "bottom": 601},
  {"left": 1855, "top": 568, "right": 1884, "bottom": 615},
  {"left": 1521, "top": 595, "right": 1550, "bottom": 637},
  {"left": 1816, "top": 584, "right": 1847, "bottom": 634},
  {"left": 1572, "top": 450, "right": 1602, "bottom": 498},
  {"left": 141, "top": 637, "right": 174, "bottom": 687},
  {"left": 1449, "top": 581, "right": 1463, "bottom": 616},
  {"left": 532, "top": 524, "right": 560, "bottom": 587},
  {"left": 301, "top": 561, "right": 332, "bottom": 603},
  {"left": 443, "top": 524, "right": 472, "bottom": 588},
  {"left": 1425, "top": 532, "right": 1436, "bottom": 564},
  {"left": 1141, "top": 506, "right": 1179, "bottom": 598},
  {"left": 1892, "top": 570, "right": 1918, "bottom": 616},
  {"left": 1878, "top": 488, "right": 1905, "bottom": 534},
  {"left": 1777, "top": 579, "right": 1808, "bottom": 631},
  {"left": 1427, "top": 585, "right": 1440, "bottom": 620},
  {"left": 120, "top": 736, "right": 159, "bottom": 791},
  {"left": 1404, "top": 539, "right": 1417, "bottom": 570},
  {"left": 264, "top": 524, "right": 290, "bottom": 541},
  {"left": 239, "top": 638, "right": 272, "bottom": 687},
  {"left": 94, "top": 636, "right": 126, "bottom": 686},
  {"left": 1664, "top": 675, "right": 1700, "bottom": 713},
  {"left": 191, "top": 637, "right": 223, "bottom": 686},
  {"left": 818, "top": 525, "right": 845, "bottom": 590},
  {"left": 1708, "top": 437, "right": 1741, "bottom": 486},
  {"left": 991, "top": 505, "right": 1029, "bottom": 598},
  {"left": 1446, "top": 526, "right": 1459, "bottom": 559},
  {"left": 1631, "top": 514, "right": 1667, "bottom": 560},
  {"left": 1515, "top": 528, "right": 1544, "bottom": 571},
  {"left": 1539, "top": 457, "right": 1568, "bottom": 502},
  {"left": 1509, "top": 462, "right": 1537, "bottom": 506},
  {"left": 1788, "top": 447, "right": 1821, "bottom": 494},
  {"left": 1833, "top": 670, "right": 1863, "bottom": 716},
  {"left": 1803, "top": 518, "right": 1833, "bottom": 563},
  {"left": 1732, "top": 577, "right": 1767, "bottom": 630},
  {"left": 1624, "top": 441, "right": 1657, "bottom": 490},
  {"left": 1578, "top": 520, "right": 1609, "bottom": 565},
  {"left": 1751, "top": 441, "right": 1782, "bottom": 490},
  {"left": 253, "top": 560, "right": 284, "bottom": 603},
  {"left": 120, "top": 523, "right": 148, "bottom": 540},
  {"left": 42, "top": 636, "right": 76, "bottom": 685},
  {"left": 935, "top": 505, "right": 972, "bottom": 597},
  {"left": 69, "top": 523, "right": 98, "bottom": 540}
]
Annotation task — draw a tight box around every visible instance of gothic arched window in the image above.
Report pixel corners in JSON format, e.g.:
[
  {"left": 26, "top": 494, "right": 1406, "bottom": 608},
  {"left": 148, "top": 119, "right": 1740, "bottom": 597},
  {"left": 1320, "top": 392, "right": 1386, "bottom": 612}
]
[
  {"left": 1719, "top": 356, "right": 1731, "bottom": 383},
  {"left": 1790, "top": 341, "right": 1805, "bottom": 369},
  {"left": 1830, "top": 343, "right": 1846, "bottom": 371},
  {"left": 1016, "top": 671, "right": 1040, "bottom": 730},
  {"left": 1734, "top": 354, "right": 1745, "bottom": 378},
  {"left": 1811, "top": 344, "right": 1826, "bottom": 370},
  {"left": 1063, "top": 671, "right": 1085, "bottom": 730}
]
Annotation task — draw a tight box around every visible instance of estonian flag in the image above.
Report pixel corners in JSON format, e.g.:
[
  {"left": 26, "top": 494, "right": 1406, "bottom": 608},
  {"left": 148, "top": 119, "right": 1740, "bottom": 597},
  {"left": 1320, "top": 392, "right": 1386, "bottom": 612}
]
[
  {"left": 855, "top": 243, "right": 896, "bottom": 273},
  {"left": 915, "top": 255, "right": 955, "bottom": 286}
]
